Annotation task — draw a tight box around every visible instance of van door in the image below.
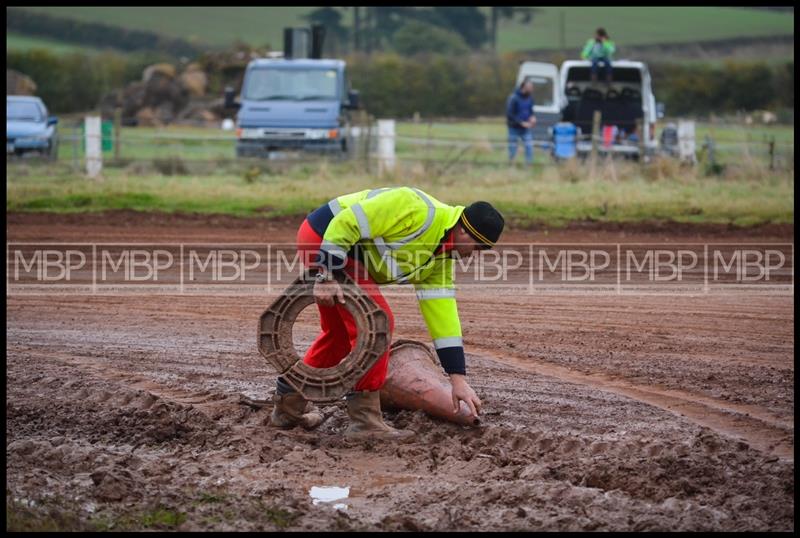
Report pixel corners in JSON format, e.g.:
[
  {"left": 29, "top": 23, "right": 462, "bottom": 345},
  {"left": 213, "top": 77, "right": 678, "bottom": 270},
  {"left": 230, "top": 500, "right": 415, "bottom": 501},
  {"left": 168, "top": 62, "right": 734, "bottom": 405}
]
[{"left": 516, "top": 61, "right": 561, "bottom": 141}]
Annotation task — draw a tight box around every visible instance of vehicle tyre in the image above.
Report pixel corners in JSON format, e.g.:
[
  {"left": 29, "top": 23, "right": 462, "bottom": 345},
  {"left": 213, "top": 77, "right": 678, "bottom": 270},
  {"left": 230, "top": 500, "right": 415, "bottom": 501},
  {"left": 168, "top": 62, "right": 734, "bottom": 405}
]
[{"left": 46, "top": 136, "right": 59, "bottom": 161}]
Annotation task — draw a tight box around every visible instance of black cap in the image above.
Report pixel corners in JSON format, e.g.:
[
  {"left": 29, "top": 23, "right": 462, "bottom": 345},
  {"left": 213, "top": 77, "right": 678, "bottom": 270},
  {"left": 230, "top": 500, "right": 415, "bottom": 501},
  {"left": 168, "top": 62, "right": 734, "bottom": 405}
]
[{"left": 460, "top": 201, "right": 505, "bottom": 249}]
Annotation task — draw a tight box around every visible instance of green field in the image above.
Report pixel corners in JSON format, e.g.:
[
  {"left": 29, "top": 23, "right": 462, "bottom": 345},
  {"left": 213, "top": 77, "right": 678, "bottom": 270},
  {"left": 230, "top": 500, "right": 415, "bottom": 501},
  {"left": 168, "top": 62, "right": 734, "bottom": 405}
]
[
  {"left": 6, "top": 32, "right": 111, "bottom": 55},
  {"left": 17, "top": 6, "right": 313, "bottom": 50},
  {"left": 46, "top": 120, "right": 794, "bottom": 170},
  {"left": 9, "top": 118, "right": 790, "bottom": 227},
  {"left": 496, "top": 7, "right": 794, "bottom": 52},
  {"left": 7, "top": 117, "right": 794, "bottom": 227},
  {"left": 6, "top": 159, "right": 793, "bottom": 227},
  {"left": 13, "top": 7, "right": 794, "bottom": 54}
]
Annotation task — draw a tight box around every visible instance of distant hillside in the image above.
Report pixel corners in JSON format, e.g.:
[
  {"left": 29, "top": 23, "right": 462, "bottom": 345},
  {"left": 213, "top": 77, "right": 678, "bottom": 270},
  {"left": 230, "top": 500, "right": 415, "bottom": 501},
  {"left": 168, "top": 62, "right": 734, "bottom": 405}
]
[
  {"left": 9, "top": 6, "right": 794, "bottom": 55},
  {"left": 496, "top": 6, "right": 794, "bottom": 52},
  {"left": 15, "top": 6, "right": 312, "bottom": 50},
  {"left": 6, "top": 32, "right": 108, "bottom": 55},
  {"left": 7, "top": 7, "right": 203, "bottom": 57}
]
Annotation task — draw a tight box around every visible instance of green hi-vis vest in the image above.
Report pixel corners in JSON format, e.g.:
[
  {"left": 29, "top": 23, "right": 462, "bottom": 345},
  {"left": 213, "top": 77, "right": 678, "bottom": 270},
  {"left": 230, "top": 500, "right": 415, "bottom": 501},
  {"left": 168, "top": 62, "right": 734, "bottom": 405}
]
[
  {"left": 318, "top": 187, "right": 466, "bottom": 366},
  {"left": 581, "top": 38, "right": 616, "bottom": 61}
]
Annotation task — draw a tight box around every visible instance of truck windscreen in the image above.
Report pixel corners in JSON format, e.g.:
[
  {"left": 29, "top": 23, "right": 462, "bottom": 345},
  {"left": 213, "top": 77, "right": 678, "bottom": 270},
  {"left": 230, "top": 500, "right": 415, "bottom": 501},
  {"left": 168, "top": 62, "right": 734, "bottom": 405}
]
[{"left": 244, "top": 68, "right": 339, "bottom": 101}]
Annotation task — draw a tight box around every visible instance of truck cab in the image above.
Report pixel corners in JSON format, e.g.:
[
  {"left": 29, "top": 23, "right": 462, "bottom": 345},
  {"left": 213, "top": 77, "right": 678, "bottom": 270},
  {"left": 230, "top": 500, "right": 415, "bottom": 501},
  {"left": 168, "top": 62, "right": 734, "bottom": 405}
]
[
  {"left": 230, "top": 58, "right": 358, "bottom": 157},
  {"left": 517, "top": 60, "right": 660, "bottom": 158}
]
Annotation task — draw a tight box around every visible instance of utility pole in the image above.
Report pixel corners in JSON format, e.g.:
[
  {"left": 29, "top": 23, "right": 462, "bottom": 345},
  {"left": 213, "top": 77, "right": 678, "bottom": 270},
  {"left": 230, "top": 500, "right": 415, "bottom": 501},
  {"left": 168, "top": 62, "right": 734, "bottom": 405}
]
[
  {"left": 491, "top": 7, "right": 498, "bottom": 52},
  {"left": 365, "top": 6, "right": 373, "bottom": 54},
  {"left": 354, "top": 6, "right": 360, "bottom": 53}
]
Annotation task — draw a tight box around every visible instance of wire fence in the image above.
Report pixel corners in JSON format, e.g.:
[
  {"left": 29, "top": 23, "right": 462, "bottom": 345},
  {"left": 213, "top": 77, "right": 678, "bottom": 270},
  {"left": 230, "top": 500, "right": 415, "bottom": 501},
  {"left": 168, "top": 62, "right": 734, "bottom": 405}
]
[{"left": 7, "top": 118, "right": 795, "bottom": 176}]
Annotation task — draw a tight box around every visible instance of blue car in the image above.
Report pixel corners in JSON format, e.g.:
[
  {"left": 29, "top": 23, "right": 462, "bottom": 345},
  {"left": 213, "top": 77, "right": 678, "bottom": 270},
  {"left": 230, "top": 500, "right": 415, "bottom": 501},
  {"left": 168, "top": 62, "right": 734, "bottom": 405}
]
[{"left": 7, "top": 95, "right": 59, "bottom": 159}]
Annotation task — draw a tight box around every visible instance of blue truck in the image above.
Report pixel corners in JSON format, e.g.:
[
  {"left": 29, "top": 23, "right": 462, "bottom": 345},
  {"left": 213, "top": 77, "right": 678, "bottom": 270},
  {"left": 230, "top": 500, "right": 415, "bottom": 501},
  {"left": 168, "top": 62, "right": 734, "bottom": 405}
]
[{"left": 226, "top": 27, "right": 359, "bottom": 158}]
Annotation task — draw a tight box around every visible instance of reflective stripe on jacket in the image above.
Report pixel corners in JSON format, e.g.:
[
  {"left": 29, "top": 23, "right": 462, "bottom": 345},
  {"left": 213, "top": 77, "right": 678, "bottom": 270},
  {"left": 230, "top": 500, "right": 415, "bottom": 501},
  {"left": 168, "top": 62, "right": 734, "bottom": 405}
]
[{"left": 315, "top": 186, "right": 467, "bottom": 374}]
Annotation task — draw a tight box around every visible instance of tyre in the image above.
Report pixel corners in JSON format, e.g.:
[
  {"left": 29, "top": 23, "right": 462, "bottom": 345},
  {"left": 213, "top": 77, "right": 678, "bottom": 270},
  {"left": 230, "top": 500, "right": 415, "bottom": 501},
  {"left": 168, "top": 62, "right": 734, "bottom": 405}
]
[{"left": 46, "top": 136, "right": 59, "bottom": 161}]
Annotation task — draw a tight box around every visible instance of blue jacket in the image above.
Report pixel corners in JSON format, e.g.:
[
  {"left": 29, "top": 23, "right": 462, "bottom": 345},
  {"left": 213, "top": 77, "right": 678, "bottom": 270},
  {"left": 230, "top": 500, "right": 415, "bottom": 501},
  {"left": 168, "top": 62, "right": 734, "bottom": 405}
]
[{"left": 506, "top": 89, "right": 534, "bottom": 128}]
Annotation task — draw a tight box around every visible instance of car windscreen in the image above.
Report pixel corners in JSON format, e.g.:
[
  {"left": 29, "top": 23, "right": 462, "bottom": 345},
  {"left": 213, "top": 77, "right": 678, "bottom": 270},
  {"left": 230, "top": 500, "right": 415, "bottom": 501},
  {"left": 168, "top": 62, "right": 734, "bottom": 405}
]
[
  {"left": 7, "top": 101, "right": 43, "bottom": 121},
  {"left": 243, "top": 68, "right": 339, "bottom": 101}
]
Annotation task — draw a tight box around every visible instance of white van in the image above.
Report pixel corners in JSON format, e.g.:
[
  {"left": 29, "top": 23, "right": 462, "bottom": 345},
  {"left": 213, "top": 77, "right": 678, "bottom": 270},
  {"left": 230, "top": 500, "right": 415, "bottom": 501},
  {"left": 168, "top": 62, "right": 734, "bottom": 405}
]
[{"left": 516, "top": 60, "right": 662, "bottom": 158}]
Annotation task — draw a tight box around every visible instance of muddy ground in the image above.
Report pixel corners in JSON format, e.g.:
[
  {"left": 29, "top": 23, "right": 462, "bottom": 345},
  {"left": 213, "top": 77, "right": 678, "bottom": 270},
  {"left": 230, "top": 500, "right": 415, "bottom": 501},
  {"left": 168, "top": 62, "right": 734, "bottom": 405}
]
[{"left": 5, "top": 212, "right": 794, "bottom": 531}]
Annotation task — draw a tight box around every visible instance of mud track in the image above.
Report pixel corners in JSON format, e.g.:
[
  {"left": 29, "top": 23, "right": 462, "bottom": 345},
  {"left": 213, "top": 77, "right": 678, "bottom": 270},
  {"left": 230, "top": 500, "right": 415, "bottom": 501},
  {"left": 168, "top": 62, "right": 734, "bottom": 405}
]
[{"left": 6, "top": 212, "right": 794, "bottom": 531}]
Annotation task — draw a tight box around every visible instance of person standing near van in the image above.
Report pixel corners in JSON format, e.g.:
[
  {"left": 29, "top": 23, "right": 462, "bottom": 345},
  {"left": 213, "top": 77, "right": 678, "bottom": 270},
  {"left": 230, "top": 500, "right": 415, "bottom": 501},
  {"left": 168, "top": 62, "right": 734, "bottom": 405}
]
[
  {"left": 581, "top": 27, "right": 615, "bottom": 83},
  {"left": 505, "top": 79, "right": 536, "bottom": 166}
]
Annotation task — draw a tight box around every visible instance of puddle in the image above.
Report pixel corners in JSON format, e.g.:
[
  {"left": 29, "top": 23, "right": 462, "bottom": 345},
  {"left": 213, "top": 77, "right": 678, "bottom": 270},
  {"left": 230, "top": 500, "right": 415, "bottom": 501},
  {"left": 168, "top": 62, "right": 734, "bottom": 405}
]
[{"left": 309, "top": 486, "right": 350, "bottom": 510}]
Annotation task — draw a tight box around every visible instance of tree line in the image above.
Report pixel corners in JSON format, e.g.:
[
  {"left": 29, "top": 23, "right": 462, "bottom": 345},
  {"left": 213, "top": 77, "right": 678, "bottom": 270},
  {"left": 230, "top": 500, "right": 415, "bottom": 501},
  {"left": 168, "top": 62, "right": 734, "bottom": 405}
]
[
  {"left": 7, "top": 48, "right": 793, "bottom": 120},
  {"left": 7, "top": 49, "right": 170, "bottom": 114},
  {"left": 306, "top": 7, "right": 536, "bottom": 56},
  {"left": 7, "top": 7, "right": 204, "bottom": 58}
]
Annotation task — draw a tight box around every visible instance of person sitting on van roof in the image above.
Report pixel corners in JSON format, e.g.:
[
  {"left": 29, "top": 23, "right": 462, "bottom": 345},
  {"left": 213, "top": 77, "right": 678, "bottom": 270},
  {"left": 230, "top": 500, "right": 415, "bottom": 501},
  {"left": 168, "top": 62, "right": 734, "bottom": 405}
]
[{"left": 581, "top": 27, "right": 615, "bottom": 83}]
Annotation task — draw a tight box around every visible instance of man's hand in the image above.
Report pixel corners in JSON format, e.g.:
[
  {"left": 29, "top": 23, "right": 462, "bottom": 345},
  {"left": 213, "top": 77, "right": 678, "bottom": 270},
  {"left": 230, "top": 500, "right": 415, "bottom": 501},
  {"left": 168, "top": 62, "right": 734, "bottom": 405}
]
[
  {"left": 314, "top": 279, "right": 345, "bottom": 307},
  {"left": 449, "top": 374, "right": 481, "bottom": 419},
  {"left": 529, "top": 116, "right": 537, "bottom": 127}
]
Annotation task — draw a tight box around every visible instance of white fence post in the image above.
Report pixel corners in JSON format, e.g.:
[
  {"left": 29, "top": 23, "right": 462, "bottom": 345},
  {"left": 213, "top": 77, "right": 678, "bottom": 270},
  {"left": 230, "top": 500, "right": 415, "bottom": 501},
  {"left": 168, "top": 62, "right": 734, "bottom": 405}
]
[
  {"left": 85, "top": 116, "right": 103, "bottom": 178},
  {"left": 677, "top": 120, "right": 696, "bottom": 165},
  {"left": 377, "top": 119, "right": 396, "bottom": 174}
]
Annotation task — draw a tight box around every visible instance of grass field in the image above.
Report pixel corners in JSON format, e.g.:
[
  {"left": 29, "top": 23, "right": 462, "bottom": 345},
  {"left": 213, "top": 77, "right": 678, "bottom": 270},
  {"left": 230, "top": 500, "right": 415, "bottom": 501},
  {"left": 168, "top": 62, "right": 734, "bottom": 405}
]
[
  {"left": 6, "top": 32, "right": 112, "bottom": 55},
  {"left": 47, "top": 120, "right": 795, "bottom": 170},
  {"left": 13, "top": 7, "right": 794, "bottom": 54},
  {"left": 6, "top": 158, "right": 793, "bottom": 227},
  {"left": 9, "top": 118, "right": 792, "bottom": 227},
  {"left": 496, "top": 7, "right": 794, "bottom": 52},
  {"left": 396, "top": 118, "right": 796, "bottom": 144}
]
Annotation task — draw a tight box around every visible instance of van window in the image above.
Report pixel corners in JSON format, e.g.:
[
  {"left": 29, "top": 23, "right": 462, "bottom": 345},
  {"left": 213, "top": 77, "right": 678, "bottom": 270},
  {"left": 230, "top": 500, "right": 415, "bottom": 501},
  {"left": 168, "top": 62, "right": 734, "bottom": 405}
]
[
  {"left": 522, "top": 76, "right": 555, "bottom": 108},
  {"left": 566, "top": 67, "right": 642, "bottom": 84},
  {"left": 244, "top": 68, "right": 339, "bottom": 101}
]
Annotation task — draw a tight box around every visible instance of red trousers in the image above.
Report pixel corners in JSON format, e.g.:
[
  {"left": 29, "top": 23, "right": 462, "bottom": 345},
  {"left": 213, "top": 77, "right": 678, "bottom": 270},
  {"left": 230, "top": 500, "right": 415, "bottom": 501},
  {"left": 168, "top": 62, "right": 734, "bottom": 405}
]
[{"left": 296, "top": 219, "right": 394, "bottom": 391}]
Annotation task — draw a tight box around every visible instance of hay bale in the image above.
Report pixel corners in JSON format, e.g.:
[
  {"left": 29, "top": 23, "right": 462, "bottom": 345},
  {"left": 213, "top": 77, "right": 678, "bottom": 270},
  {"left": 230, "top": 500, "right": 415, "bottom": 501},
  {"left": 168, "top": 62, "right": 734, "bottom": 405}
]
[
  {"left": 179, "top": 69, "right": 208, "bottom": 97},
  {"left": 7, "top": 69, "right": 37, "bottom": 95},
  {"left": 153, "top": 101, "right": 176, "bottom": 124},
  {"left": 144, "top": 72, "right": 188, "bottom": 112},
  {"left": 135, "top": 106, "right": 161, "bottom": 127},
  {"left": 142, "top": 63, "right": 176, "bottom": 82},
  {"left": 177, "top": 102, "right": 219, "bottom": 125}
]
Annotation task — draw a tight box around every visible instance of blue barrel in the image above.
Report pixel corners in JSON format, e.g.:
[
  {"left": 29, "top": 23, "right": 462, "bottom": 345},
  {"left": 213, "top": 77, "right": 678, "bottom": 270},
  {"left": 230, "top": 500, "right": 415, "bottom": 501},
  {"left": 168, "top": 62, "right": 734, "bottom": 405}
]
[{"left": 552, "top": 122, "right": 577, "bottom": 160}]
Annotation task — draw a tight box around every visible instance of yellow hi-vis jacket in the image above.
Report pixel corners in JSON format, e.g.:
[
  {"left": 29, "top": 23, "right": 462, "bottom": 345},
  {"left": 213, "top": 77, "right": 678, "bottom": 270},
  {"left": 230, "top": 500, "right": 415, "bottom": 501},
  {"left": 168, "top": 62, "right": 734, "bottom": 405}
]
[{"left": 315, "top": 186, "right": 467, "bottom": 375}]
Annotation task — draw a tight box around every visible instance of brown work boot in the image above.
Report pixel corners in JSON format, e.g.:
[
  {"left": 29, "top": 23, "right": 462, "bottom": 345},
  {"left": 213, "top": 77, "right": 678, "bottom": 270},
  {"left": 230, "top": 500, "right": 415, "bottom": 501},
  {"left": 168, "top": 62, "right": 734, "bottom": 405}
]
[
  {"left": 344, "top": 390, "right": 415, "bottom": 441},
  {"left": 270, "top": 392, "right": 324, "bottom": 430}
]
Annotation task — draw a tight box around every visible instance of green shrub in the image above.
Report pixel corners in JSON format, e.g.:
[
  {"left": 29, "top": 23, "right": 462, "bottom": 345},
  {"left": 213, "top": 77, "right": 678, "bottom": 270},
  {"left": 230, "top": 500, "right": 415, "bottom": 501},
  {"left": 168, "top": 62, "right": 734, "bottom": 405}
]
[
  {"left": 7, "top": 48, "right": 170, "bottom": 113},
  {"left": 7, "top": 42, "right": 793, "bottom": 120},
  {"left": 392, "top": 21, "right": 469, "bottom": 56}
]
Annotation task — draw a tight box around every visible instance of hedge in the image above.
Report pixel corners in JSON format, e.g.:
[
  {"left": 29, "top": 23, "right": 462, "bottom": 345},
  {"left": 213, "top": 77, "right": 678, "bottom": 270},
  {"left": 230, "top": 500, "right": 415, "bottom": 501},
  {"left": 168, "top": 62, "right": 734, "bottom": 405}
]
[{"left": 7, "top": 47, "right": 794, "bottom": 119}]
